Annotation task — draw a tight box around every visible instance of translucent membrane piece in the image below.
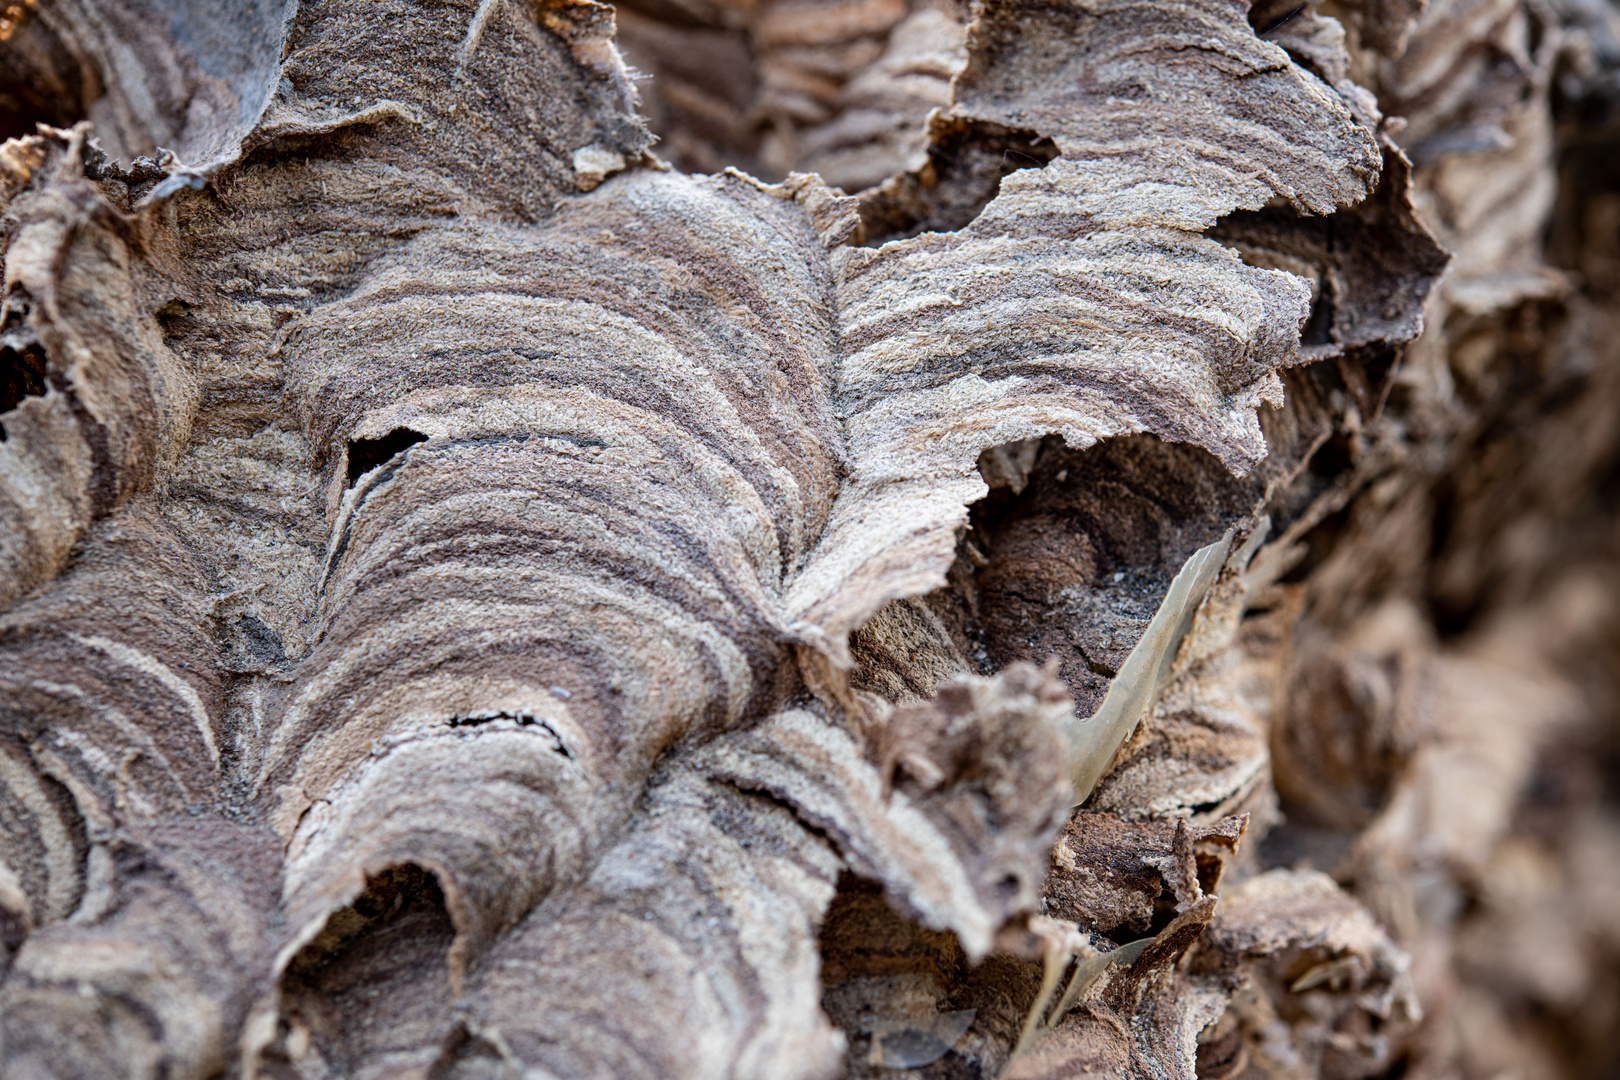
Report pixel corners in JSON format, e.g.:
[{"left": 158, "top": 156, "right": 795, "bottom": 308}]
[{"left": 1063, "top": 529, "right": 1234, "bottom": 803}]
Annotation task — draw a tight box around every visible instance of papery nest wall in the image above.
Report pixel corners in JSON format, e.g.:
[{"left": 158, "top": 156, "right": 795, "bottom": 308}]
[{"left": 0, "top": 0, "right": 1616, "bottom": 1079}]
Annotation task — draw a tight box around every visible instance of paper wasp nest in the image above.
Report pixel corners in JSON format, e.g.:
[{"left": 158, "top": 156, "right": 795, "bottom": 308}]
[{"left": 2, "top": 0, "right": 1617, "bottom": 1077}]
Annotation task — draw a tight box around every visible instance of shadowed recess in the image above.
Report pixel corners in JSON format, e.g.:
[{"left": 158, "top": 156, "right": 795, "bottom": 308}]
[
  {"left": 345, "top": 428, "right": 429, "bottom": 487},
  {"left": 268, "top": 864, "right": 458, "bottom": 1080},
  {"left": 857, "top": 117, "right": 1062, "bottom": 244},
  {"left": 0, "top": 0, "right": 291, "bottom": 164},
  {"left": 0, "top": 342, "right": 47, "bottom": 441},
  {"left": 0, "top": 3, "right": 82, "bottom": 142},
  {"left": 970, "top": 434, "right": 1266, "bottom": 716}
]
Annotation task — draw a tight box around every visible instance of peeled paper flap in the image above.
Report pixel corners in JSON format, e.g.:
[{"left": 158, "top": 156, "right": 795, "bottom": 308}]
[{"left": 1063, "top": 528, "right": 1235, "bottom": 803}]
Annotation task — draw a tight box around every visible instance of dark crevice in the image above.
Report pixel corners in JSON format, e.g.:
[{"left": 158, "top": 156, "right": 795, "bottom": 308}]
[
  {"left": 1368, "top": 1052, "right": 1413, "bottom": 1080},
  {"left": 969, "top": 433, "right": 1264, "bottom": 716},
  {"left": 0, "top": 905, "right": 26, "bottom": 973},
  {"left": 1141, "top": 883, "right": 1184, "bottom": 940},
  {"left": 0, "top": 3, "right": 90, "bottom": 144},
  {"left": 0, "top": 341, "right": 48, "bottom": 441},
  {"left": 45, "top": 368, "right": 119, "bottom": 514},
  {"left": 712, "top": 778, "right": 843, "bottom": 858},
  {"left": 857, "top": 120, "right": 1061, "bottom": 246},
  {"left": 946, "top": 350, "right": 1374, "bottom": 722},
  {"left": 1308, "top": 427, "right": 1356, "bottom": 480},
  {"left": 819, "top": 871, "right": 1037, "bottom": 1077},
  {"left": 345, "top": 427, "right": 428, "bottom": 487},
  {"left": 1249, "top": 1, "right": 1307, "bottom": 38},
  {"left": 322, "top": 429, "right": 432, "bottom": 589},
  {"left": 234, "top": 614, "right": 288, "bottom": 666},
  {"left": 445, "top": 711, "right": 574, "bottom": 758},
  {"left": 1276, "top": 503, "right": 1352, "bottom": 588},
  {"left": 273, "top": 864, "right": 458, "bottom": 1079},
  {"left": 284, "top": 865, "right": 451, "bottom": 980},
  {"left": 1301, "top": 277, "right": 1335, "bottom": 346},
  {"left": 1207, "top": 149, "right": 1448, "bottom": 417},
  {"left": 1075, "top": 645, "right": 1117, "bottom": 680}
]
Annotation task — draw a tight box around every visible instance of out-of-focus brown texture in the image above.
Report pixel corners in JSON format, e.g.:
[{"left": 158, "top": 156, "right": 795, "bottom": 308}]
[{"left": 0, "top": 0, "right": 1615, "bottom": 1077}]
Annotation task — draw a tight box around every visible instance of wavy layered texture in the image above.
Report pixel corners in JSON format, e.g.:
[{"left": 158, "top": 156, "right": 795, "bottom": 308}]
[
  {"left": 786, "top": 0, "right": 1385, "bottom": 657},
  {"left": 0, "top": 504, "right": 281, "bottom": 1080},
  {"left": 0, "top": 127, "right": 199, "bottom": 610},
  {"left": 615, "top": 0, "right": 969, "bottom": 189},
  {"left": 0, "top": 0, "right": 1472, "bottom": 1076},
  {"left": 263, "top": 169, "right": 849, "bottom": 982}
]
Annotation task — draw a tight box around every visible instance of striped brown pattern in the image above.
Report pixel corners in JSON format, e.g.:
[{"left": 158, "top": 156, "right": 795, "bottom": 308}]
[
  {"left": 0, "top": 0, "right": 1442, "bottom": 1076},
  {"left": 785, "top": 0, "right": 1386, "bottom": 658}
]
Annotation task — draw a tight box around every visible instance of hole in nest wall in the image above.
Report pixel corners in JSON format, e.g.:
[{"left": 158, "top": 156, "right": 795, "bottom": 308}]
[
  {"left": 0, "top": 342, "right": 48, "bottom": 441},
  {"left": 967, "top": 433, "right": 1261, "bottom": 716},
  {"left": 1247, "top": 0, "right": 1307, "bottom": 38},
  {"left": 857, "top": 120, "right": 1061, "bottom": 245},
  {"left": 273, "top": 864, "right": 457, "bottom": 1076},
  {"left": 346, "top": 427, "right": 428, "bottom": 487},
  {"left": 851, "top": 430, "right": 1272, "bottom": 719},
  {"left": 0, "top": 2, "right": 91, "bottom": 143}
]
